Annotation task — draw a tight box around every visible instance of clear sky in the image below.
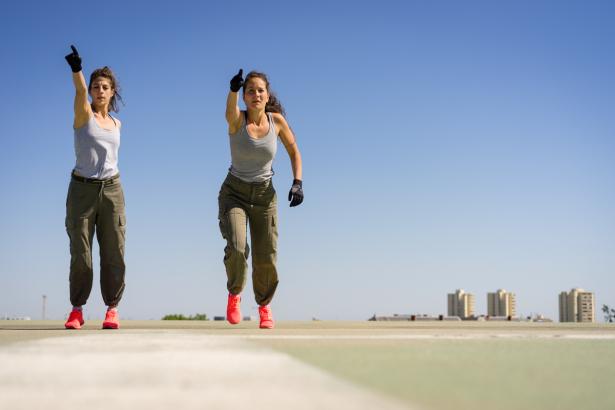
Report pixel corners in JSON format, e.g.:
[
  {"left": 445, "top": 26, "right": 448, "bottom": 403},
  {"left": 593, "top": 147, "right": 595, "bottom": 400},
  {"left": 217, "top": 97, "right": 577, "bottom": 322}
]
[{"left": 1, "top": 0, "right": 614, "bottom": 321}]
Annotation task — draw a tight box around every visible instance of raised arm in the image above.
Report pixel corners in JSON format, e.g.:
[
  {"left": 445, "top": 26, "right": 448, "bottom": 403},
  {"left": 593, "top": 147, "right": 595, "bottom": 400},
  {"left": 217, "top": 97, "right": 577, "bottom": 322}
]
[
  {"left": 65, "top": 45, "right": 91, "bottom": 129},
  {"left": 274, "top": 113, "right": 304, "bottom": 207},
  {"left": 226, "top": 69, "right": 243, "bottom": 133}
]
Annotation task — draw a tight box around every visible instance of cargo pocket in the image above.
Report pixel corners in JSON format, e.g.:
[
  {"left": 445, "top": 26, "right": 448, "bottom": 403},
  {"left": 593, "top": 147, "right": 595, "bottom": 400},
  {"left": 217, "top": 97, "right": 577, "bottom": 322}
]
[
  {"left": 64, "top": 217, "right": 73, "bottom": 245},
  {"left": 269, "top": 213, "right": 278, "bottom": 253},
  {"left": 218, "top": 210, "right": 229, "bottom": 240},
  {"left": 218, "top": 185, "right": 229, "bottom": 240},
  {"left": 65, "top": 216, "right": 89, "bottom": 255},
  {"left": 65, "top": 216, "right": 84, "bottom": 235},
  {"left": 118, "top": 214, "right": 126, "bottom": 232}
]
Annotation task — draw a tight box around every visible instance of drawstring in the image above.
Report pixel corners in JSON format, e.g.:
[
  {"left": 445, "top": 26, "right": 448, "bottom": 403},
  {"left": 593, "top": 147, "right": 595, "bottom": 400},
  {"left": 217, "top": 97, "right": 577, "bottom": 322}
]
[{"left": 98, "top": 179, "right": 108, "bottom": 201}]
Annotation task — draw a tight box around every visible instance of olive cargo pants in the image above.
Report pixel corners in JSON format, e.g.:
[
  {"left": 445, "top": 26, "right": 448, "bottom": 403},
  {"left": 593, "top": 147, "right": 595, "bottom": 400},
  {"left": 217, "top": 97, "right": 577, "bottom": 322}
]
[
  {"left": 218, "top": 173, "right": 278, "bottom": 306},
  {"left": 65, "top": 173, "right": 126, "bottom": 307}
]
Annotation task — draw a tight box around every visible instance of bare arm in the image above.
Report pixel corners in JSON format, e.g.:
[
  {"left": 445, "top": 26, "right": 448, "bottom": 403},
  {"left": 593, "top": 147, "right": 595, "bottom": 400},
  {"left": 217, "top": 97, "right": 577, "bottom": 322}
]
[
  {"left": 65, "top": 46, "right": 91, "bottom": 129},
  {"left": 72, "top": 72, "right": 91, "bottom": 129},
  {"left": 274, "top": 113, "right": 302, "bottom": 181},
  {"left": 225, "top": 90, "right": 241, "bottom": 133},
  {"left": 226, "top": 69, "right": 244, "bottom": 134}
]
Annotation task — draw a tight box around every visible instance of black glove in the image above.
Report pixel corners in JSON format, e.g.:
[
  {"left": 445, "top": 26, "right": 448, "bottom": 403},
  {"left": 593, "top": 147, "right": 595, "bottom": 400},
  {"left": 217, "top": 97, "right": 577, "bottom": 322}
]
[
  {"left": 288, "top": 179, "right": 303, "bottom": 207},
  {"left": 65, "top": 45, "right": 82, "bottom": 73},
  {"left": 230, "top": 69, "right": 244, "bottom": 92}
]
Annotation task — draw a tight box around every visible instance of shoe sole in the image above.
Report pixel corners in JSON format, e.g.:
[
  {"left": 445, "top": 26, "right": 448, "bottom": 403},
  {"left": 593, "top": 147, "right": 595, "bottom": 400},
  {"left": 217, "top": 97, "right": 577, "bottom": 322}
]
[
  {"left": 102, "top": 323, "right": 119, "bottom": 329},
  {"left": 65, "top": 321, "right": 84, "bottom": 330}
]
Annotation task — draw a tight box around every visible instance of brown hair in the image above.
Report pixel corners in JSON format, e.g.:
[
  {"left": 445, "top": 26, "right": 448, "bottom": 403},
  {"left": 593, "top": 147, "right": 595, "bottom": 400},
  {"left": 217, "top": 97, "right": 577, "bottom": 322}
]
[
  {"left": 243, "top": 71, "right": 285, "bottom": 117},
  {"left": 88, "top": 66, "right": 123, "bottom": 113}
]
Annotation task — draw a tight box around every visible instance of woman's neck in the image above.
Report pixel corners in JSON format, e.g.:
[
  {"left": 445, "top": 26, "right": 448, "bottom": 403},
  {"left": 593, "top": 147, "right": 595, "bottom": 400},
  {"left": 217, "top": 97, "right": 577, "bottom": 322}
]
[
  {"left": 91, "top": 104, "right": 110, "bottom": 118},
  {"left": 246, "top": 109, "right": 266, "bottom": 125}
]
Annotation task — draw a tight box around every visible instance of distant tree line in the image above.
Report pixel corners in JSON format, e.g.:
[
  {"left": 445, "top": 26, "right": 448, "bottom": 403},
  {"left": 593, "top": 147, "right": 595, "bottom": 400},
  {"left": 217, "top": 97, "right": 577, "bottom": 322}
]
[
  {"left": 162, "top": 313, "right": 208, "bottom": 321},
  {"left": 603, "top": 305, "right": 615, "bottom": 323}
]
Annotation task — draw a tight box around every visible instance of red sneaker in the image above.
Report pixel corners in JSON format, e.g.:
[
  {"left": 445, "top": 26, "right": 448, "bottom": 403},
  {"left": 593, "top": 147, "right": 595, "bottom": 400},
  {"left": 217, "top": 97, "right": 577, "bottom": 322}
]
[
  {"left": 227, "top": 294, "right": 242, "bottom": 324},
  {"left": 102, "top": 309, "right": 120, "bottom": 329},
  {"left": 259, "top": 305, "right": 274, "bottom": 329},
  {"left": 65, "top": 310, "right": 84, "bottom": 329}
]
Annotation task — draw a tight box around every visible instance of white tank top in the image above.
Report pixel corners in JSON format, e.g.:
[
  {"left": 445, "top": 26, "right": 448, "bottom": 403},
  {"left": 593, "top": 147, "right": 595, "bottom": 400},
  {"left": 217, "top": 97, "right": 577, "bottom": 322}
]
[
  {"left": 228, "top": 112, "right": 277, "bottom": 183},
  {"left": 73, "top": 115, "right": 120, "bottom": 179}
]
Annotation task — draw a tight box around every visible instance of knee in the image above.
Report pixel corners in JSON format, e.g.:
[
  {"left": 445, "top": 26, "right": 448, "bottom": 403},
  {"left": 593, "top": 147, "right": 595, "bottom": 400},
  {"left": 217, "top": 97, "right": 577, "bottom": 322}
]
[
  {"left": 224, "top": 243, "right": 248, "bottom": 261},
  {"left": 70, "top": 248, "right": 91, "bottom": 264}
]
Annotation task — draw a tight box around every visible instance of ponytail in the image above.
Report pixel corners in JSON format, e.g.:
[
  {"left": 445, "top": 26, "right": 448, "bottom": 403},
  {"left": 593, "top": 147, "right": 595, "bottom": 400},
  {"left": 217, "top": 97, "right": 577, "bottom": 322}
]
[{"left": 265, "top": 92, "right": 285, "bottom": 117}]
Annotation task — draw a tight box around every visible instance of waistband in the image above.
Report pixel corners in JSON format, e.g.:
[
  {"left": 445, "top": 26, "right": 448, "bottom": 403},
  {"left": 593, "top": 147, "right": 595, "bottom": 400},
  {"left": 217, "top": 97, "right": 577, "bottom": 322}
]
[
  {"left": 71, "top": 171, "right": 120, "bottom": 184},
  {"left": 225, "top": 172, "right": 272, "bottom": 187}
]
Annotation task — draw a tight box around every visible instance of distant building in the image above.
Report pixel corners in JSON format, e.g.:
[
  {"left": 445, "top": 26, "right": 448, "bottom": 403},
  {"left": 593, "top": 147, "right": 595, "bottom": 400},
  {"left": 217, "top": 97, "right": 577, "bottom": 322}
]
[
  {"left": 447, "top": 289, "right": 475, "bottom": 319},
  {"left": 368, "top": 314, "right": 461, "bottom": 322},
  {"left": 487, "top": 289, "right": 516, "bottom": 318},
  {"left": 368, "top": 314, "right": 413, "bottom": 321},
  {"left": 559, "top": 288, "right": 595, "bottom": 323}
]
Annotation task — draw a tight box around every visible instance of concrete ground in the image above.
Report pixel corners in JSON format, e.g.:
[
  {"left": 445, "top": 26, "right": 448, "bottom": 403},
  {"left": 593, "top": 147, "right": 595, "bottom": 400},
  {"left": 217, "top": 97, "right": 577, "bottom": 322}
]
[{"left": 1, "top": 321, "right": 615, "bottom": 410}]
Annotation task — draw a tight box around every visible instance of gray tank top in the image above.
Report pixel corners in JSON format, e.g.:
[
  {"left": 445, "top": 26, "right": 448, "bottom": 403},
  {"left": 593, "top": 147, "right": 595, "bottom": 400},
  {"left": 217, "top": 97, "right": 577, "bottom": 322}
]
[
  {"left": 229, "top": 112, "right": 278, "bottom": 182},
  {"left": 73, "top": 115, "right": 120, "bottom": 179}
]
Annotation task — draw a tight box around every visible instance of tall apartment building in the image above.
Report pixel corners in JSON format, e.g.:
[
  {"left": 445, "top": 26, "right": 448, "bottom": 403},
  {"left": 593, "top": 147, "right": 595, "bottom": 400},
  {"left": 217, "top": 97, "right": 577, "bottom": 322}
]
[
  {"left": 447, "top": 289, "right": 475, "bottom": 319},
  {"left": 487, "top": 289, "right": 516, "bottom": 317},
  {"left": 559, "top": 288, "right": 595, "bottom": 323}
]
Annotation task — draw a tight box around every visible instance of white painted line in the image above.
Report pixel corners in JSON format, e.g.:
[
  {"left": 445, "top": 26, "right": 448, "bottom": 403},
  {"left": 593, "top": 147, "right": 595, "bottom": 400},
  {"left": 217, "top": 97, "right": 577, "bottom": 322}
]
[
  {"left": 237, "top": 333, "right": 615, "bottom": 340},
  {"left": 0, "top": 333, "right": 413, "bottom": 410}
]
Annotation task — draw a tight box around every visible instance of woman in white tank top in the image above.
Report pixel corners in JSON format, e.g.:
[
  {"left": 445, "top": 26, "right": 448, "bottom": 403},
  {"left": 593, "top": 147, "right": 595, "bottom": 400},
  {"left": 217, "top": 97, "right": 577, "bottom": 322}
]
[
  {"left": 219, "top": 69, "right": 304, "bottom": 329},
  {"left": 63, "top": 45, "right": 127, "bottom": 330}
]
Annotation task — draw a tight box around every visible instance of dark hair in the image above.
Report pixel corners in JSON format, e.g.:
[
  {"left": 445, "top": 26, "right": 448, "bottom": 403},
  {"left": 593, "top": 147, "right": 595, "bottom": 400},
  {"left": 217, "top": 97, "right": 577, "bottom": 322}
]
[
  {"left": 88, "top": 66, "right": 124, "bottom": 113},
  {"left": 243, "top": 71, "right": 285, "bottom": 117}
]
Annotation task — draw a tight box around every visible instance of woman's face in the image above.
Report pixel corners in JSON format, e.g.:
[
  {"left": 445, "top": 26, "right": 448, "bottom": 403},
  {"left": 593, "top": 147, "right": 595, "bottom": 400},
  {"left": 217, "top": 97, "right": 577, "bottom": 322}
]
[
  {"left": 89, "top": 77, "right": 114, "bottom": 108},
  {"left": 243, "top": 78, "right": 269, "bottom": 111}
]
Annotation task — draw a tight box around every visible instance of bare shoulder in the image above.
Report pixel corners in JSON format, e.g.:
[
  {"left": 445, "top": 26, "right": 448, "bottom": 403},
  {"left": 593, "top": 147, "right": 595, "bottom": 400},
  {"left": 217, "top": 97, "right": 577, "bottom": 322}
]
[
  {"left": 271, "top": 112, "right": 286, "bottom": 124},
  {"left": 271, "top": 112, "right": 289, "bottom": 131}
]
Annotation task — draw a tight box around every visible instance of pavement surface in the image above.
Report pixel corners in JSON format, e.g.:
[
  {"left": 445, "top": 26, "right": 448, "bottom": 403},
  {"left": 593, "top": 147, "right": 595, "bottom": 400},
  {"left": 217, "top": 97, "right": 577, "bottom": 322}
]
[
  {"left": 0, "top": 325, "right": 411, "bottom": 410},
  {"left": 2, "top": 320, "right": 615, "bottom": 410}
]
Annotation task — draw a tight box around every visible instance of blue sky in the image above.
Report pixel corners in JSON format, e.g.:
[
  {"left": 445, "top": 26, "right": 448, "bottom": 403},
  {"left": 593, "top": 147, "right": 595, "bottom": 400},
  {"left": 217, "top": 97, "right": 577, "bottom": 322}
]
[{"left": 1, "top": 0, "right": 614, "bottom": 321}]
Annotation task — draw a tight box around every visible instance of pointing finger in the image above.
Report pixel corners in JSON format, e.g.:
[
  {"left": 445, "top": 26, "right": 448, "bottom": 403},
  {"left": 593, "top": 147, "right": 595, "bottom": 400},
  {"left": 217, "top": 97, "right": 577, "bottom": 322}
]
[{"left": 70, "top": 45, "right": 78, "bottom": 55}]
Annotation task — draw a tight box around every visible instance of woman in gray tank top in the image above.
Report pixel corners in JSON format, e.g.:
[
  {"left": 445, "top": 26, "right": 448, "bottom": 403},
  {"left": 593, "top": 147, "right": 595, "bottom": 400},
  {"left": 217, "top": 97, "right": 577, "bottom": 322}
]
[
  {"left": 219, "top": 69, "right": 304, "bottom": 329},
  {"left": 63, "top": 45, "right": 127, "bottom": 330}
]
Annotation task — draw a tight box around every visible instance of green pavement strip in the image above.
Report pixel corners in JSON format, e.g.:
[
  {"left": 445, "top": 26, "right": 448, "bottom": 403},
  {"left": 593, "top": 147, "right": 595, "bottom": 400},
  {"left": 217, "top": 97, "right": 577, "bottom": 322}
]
[{"left": 257, "top": 338, "right": 615, "bottom": 410}]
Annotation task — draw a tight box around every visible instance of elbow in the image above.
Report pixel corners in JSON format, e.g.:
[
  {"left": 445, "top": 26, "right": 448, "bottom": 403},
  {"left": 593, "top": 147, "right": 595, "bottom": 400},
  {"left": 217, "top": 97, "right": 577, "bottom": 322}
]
[{"left": 289, "top": 149, "right": 302, "bottom": 164}]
